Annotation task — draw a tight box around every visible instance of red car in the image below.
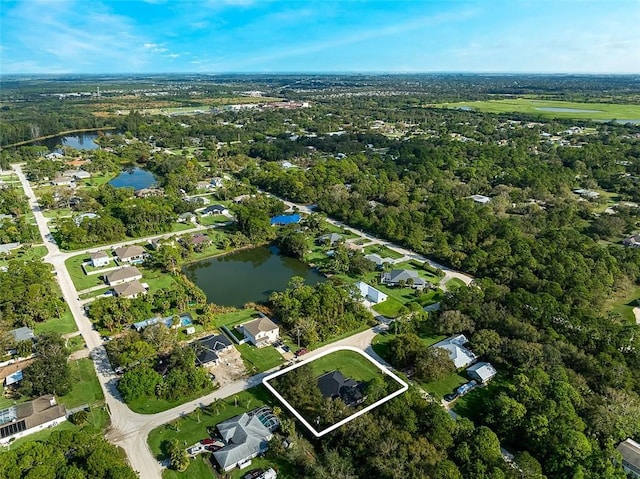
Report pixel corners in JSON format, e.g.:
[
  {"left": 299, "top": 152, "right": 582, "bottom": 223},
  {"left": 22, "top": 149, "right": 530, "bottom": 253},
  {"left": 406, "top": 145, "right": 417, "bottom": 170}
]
[{"left": 295, "top": 348, "right": 308, "bottom": 357}]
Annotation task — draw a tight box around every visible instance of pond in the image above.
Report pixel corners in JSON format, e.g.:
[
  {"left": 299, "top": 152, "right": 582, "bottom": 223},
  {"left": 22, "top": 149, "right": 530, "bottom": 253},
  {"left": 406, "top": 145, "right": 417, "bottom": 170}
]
[
  {"left": 183, "top": 245, "right": 326, "bottom": 307},
  {"left": 40, "top": 132, "right": 102, "bottom": 151},
  {"left": 108, "top": 167, "right": 157, "bottom": 190}
]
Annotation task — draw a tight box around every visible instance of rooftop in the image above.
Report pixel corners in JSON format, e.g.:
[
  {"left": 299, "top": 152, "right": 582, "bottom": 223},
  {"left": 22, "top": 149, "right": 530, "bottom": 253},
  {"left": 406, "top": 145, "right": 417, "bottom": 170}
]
[{"left": 242, "top": 316, "right": 279, "bottom": 337}]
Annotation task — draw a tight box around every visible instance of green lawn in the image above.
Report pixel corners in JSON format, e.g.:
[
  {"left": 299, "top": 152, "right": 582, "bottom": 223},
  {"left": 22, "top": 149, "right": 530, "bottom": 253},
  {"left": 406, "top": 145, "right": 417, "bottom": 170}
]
[
  {"left": 372, "top": 332, "right": 445, "bottom": 363},
  {"left": 65, "top": 254, "right": 110, "bottom": 291},
  {"left": 66, "top": 335, "right": 85, "bottom": 353},
  {"left": 171, "top": 222, "right": 196, "bottom": 233},
  {"left": 608, "top": 285, "right": 640, "bottom": 324},
  {"left": 445, "top": 278, "right": 466, "bottom": 291},
  {"left": 143, "top": 268, "right": 177, "bottom": 291},
  {"left": 59, "top": 358, "right": 105, "bottom": 409},
  {"left": 128, "top": 384, "right": 215, "bottom": 415},
  {"left": 214, "top": 309, "right": 257, "bottom": 329},
  {"left": 0, "top": 245, "right": 48, "bottom": 268},
  {"left": 162, "top": 456, "right": 216, "bottom": 479},
  {"left": 421, "top": 372, "right": 468, "bottom": 399},
  {"left": 42, "top": 207, "right": 73, "bottom": 219},
  {"left": 363, "top": 244, "right": 403, "bottom": 260},
  {"left": 435, "top": 98, "right": 640, "bottom": 121},
  {"left": 237, "top": 343, "right": 283, "bottom": 373},
  {"left": 199, "top": 215, "right": 230, "bottom": 226},
  {"left": 34, "top": 308, "right": 78, "bottom": 335},
  {"left": 372, "top": 297, "right": 405, "bottom": 317},
  {"left": 147, "top": 386, "right": 276, "bottom": 458},
  {"left": 306, "top": 349, "right": 381, "bottom": 382}
]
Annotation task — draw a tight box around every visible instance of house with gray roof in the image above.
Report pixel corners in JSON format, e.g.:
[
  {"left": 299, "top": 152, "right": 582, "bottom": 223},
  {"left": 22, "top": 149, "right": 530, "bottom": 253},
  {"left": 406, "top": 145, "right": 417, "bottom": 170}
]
[
  {"left": 105, "top": 266, "right": 142, "bottom": 286},
  {"left": 212, "top": 412, "right": 273, "bottom": 471},
  {"left": 0, "top": 395, "right": 67, "bottom": 444},
  {"left": 194, "top": 334, "right": 233, "bottom": 366},
  {"left": 431, "top": 334, "right": 477, "bottom": 369},
  {"left": 364, "top": 253, "right": 394, "bottom": 269},
  {"left": 316, "top": 233, "right": 342, "bottom": 246},
  {"left": 241, "top": 315, "right": 279, "bottom": 347},
  {"left": 9, "top": 327, "right": 35, "bottom": 343},
  {"left": 466, "top": 362, "right": 497, "bottom": 383},
  {"left": 112, "top": 280, "right": 147, "bottom": 299},
  {"left": 617, "top": 438, "right": 640, "bottom": 478},
  {"left": 380, "top": 269, "right": 426, "bottom": 289}
]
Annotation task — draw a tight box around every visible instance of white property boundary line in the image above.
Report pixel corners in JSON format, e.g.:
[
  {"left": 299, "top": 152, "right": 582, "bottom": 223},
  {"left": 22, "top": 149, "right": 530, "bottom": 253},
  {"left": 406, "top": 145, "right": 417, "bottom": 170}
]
[{"left": 262, "top": 346, "right": 408, "bottom": 437}]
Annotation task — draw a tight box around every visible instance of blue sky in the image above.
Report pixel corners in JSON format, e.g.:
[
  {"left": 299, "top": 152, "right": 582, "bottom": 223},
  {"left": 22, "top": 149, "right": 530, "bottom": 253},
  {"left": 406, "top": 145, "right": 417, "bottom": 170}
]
[{"left": 1, "top": 0, "right": 638, "bottom": 74}]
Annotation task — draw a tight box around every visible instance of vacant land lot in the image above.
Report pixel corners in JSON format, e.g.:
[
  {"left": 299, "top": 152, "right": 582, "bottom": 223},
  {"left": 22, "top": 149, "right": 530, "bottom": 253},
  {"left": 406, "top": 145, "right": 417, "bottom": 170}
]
[
  {"left": 436, "top": 98, "right": 640, "bottom": 121},
  {"left": 307, "top": 349, "right": 382, "bottom": 383}
]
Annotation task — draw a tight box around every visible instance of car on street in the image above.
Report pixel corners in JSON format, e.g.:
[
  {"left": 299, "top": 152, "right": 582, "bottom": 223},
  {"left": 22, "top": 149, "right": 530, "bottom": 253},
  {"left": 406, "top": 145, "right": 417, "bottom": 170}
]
[{"left": 294, "top": 347, "right": 307, "bottom": 357}]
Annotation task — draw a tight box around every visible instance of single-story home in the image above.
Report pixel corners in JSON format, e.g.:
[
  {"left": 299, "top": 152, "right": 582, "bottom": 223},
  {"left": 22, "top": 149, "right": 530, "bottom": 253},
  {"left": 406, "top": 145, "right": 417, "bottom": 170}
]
[
  {"left": 197, "top": 180, "right": 216, "bottom": 190},
  {"left": 183, "top": 233, "right": 211, "bottom": 247},
  {"left": 74, "top": 212, "right": 99, "bottom": 226},
  {"left": 355, "top": 281, "right": 388, "bottom": 304},
  {"left": 212, "top": 412, "right": 273, "bottom": 471},
  {"left": 202, "top": 204, "right": 229, "bottom": 216},
  {"left": 466, "top": 361, "right": 497, "bottom": 383},
  {"left": 10, "top": 326, "right": 35, "bottom": 343},
  {"left": 133, "top": 313, "right": 193, "bottom": 332},
  {"left": 617, "top": 438, "right": 640, "bottom": 478},
  {"left": 114, "top": 245, "right": 147, "bottom": 264},
  {"left": 90, "top": 251, "right": 111, "bottom": 268},
  {"left": 380, "top": 269, "right": 426, "bottom": 289},
  {"left": 316, "top": 233, "right": 342, "bottom": 246},
  {"left": 573, "top": 188, "right": 600, "bottom": 200},
  {"left": 211, "top": 177, "right": 224, "bottom": 188},
  {"left": 63, "top": 170, "right": 91, "bottom": 180},
  {"left": 194, "top": 334, "right": 233, "bottom": 367},
  {"left": 177, "top": 212, "right": 197, "bottom": 224},
  {"left": 233, "top": 194, "right": 252, "bottom": 203},
  {"left": 241, "top": 315, "right": 279, "bottom": 347},
  {"left": 0, "top": 395, "right": 67, "bottom": 445},
  {"left": 431, "top": 334, "right": 477, "bottom": 369},
  {"left": 317, "top": 370, "right": 365, "bottom": 407},
  {"left": 364, "top": 253, "right": 394, "bottom": 269},
  {"left": 112, "top": 280, "right": 147, "bottom": 299},
  {"left": 623, "top": 235, "right": 640, "bottom": 248},
  {"left": 50, "top": 176, "right": 74, "bottom": 186},
  {"left": 105, "top": 266, "right": 143, "bottom": 286}
]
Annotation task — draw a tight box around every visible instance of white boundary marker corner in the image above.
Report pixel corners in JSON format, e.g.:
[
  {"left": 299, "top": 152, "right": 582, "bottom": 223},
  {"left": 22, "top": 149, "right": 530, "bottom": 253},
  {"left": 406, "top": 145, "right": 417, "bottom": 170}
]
[{"left": 262, "top": 345, "right": 408, "bottom": 437}]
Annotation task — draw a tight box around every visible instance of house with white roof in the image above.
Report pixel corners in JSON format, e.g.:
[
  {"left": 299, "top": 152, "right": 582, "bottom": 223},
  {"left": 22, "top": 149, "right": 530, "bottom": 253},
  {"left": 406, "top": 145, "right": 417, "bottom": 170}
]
[
  {"left": 466, "top": 361, "right": 497, "bottom": 383},
  {"left": 617, "top": 438, "right": 640, "bottom": 478},
  {"left": 355, "top": 281, "right": 388, "bottom": 304},
  {"left": 90, "top": 251, "right": 111, "bottom": 268},
  {"left": 241, "top": 314, "right": 279, "bottom": 347},
  {"left": 431, "top": 334, "right": 477, "bottom": 369}
]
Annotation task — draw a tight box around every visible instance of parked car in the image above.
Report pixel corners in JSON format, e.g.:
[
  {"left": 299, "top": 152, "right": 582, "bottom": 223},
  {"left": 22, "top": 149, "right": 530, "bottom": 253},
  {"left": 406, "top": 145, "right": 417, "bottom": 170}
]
[
  {"left": 282, "top": 345, "right": 291, "bottom": 353},
  {"left": 294, "top": 347, "right": 308, "bottom": 357},
  {"left": 444, "top": 393, "right": 458, "bottom": 402}
]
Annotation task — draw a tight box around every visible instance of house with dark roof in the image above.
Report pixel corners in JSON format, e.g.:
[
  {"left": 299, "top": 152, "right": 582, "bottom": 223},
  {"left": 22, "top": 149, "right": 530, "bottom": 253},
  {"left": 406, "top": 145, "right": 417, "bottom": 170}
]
[
  {"left": 0, "top": 395, "right": 67, "bottom": 444},
  {"left": 202, "top": 204, "right": 229, "bottom": 216},
  {"left": 623, "top": 235, "right": 640, "bottom": 248},
  {"left": 617, "top": 438, "right": 640, "bottom": 478},
  {"left": 112, "top": 280, "right": 147, "bottom": 299},
  {"left": 212, "top": 412, "right": 273, "bottom": 471},
  {"left": 241, "top": 315, "right": 279, "bottom": 347},
  {"left": 105, "top": 266, "right": 142, "bottom": 286},
  {"left": 317, "top": 370, "right": 365, "bottom": 407},
  {"left": 380, "top": 269, "right": 426, "bottom": 289},
  {"left": 194, "top": 334, "right": 233, "bottom": 367}
]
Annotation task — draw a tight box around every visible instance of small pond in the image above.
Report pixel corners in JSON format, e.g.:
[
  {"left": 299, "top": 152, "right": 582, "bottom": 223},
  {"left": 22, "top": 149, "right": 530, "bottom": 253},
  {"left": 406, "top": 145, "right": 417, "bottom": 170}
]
[
  {"left": 108, "top": 167, "right": 157, "bottom": 190},
  {"left": 183, "top": 245, "right": 326, "bottom": 307},
  {"left": 40, "top": 132, "right": 102, "bottom": 152}
]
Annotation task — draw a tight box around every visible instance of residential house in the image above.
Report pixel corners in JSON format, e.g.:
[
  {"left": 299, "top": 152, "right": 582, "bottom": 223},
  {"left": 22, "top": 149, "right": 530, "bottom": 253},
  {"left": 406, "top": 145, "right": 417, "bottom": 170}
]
[
  {"left": 211, "top": 177, "right": 224, "bottom": 188},
  {"left": 380, "top": 269, "right": 426, "bottom": 289},
  {"left": 112, "top": 280, "right": 147, "bottom": 299},
  {"left": 114, "top": 245, "right": 147, "bottom": 264},
  {"left": 469, "top": 194, "right": 491, "bottom": 204},
  {"left": 233, "top": 194, "right": 252, "bottom": 203},
  {"left": 241, "top": 315, "right": 279, "bottom": 347},
  {"left": 317, "top": 370, "right": 365, "bottom": 407},
  {"left": 50, "top": 176, "right": 74, "bottom": 186},
  {"left": 466, "top": 362, "right": 497, "bottom": 383},
  {"left": 105, "top": 266, "right": 143, "bottom": 286},
  {"left": 9, "top": 326, "right": 35, "bottom": 344},
  {"left": 63, "top": 170, "right": 91, "bottom": 180},
  {"left": 212, "top": 412, "right": 274, "bottom": 471},
  {"left": 194, "top": 334, "right": 233, "bottom": 367},
  {"left": 182, "top": 233, "right": 211, "bottom": 250},
  {"left": 617, "top": 438, "right": 640, "bottom": 478},
  {"left": 0, "top": 395, "right": 67, "bottom": 444},
  {"left": 74, "top": 212, "right": 99, "bottom": 226},
  {"left": 344, "top": 242, "right": 363, "bottom": 252},
  {"left": 355, "top": 281, "right": 388, "bottom": 304},
  {"left": 623, "top": 235, "right": 640, "bottom": 248},
  {"left": 364, "top": 253, "right": 394, "bottom": 269},
  {"left": 202, "top": 204, "right": 229, "bottom": 216},
  {"left": 0, "top": 242, "right": 21, "bottom": 255},
  {"left": 133, "top": 313, "right": 193, "bottom": 332},
  {"left": 177, "top": 212, "right": 197, "bottom": 224},
  {"left": 197, "top": 180, "right": 216, "bottom": 190},
  {"left": 431, "top": 335, "right": 477, "bottom": 369},
  {"left": 89, "top": 251, "right": 111, "bottom": 268},
  {"left": 316, "top": 233, "right": 342, "bottom": 246},
  {"left": 573, "top": 188, "right": 600, "bottom": 200},
  {"left": 134, "top": 187, "right": 164, "bottom": 198},
  {"left": 4, "top": 369, "right": 24, "bottom": 387}
]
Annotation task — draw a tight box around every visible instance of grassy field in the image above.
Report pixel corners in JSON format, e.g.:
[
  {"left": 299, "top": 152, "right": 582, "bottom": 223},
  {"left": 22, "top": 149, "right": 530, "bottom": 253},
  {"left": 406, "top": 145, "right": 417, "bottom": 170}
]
[
  {"left": 436, "top": 98, "right": 640, "bottom": 121},
  {"left": 65, "top": 254, "right": 110, "bottom": 290},
  {"left": 237, "top": 343, "right": 283, "bottom": 373},
  {"left": 307, "top": 349, "right": 381, "bottom": 382},
  {"left": 214, "top": 309, "right": 257, "bottom": 329},
  {"left": 445, "top": 278, "right": 467, "bottom": 291},
  {"left": 34, "top": 308, "right": 78, "bottom": 335},
  {"left": 372, "top": 331, "right": 445, "bottom": 362},
  {"left": 363, "top": 244, "right": 403, "bottom": 259},
  {"left": 0, "top": 245, "right": 48, "bottom": 268},
  {"left": 608, "top": 284, "right": 640, "bottom": 323},
  {"left": 421, "top": 372, "right": 469, "bottom": 399},
  {"left": 199, "top": 215, "right": 229, "bottom": 226},
  {"left": 59, "top": 358, "right": 104, "bottom": 409},
  {"left": 372, "top": 297, "right": 405, "bottom": 317},
  {"left": 128, "top": 383, "right": 215, "bottom": 415}
]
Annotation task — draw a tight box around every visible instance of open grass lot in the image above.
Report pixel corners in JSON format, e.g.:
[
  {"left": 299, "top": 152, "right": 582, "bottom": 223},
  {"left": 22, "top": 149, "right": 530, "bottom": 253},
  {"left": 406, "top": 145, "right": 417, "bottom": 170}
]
[
  {"left": 372, "top": 297, "right": 405, "bottom": 317},
  {"left": 59, "top": 358, "right": 105, "bottom": 409},
  {"left": 0, "top": 245, "right": 48, "bottom": 268},
  {"left": 170, "top": 222, "right": 197, "bottom": 233},
  {"left": 307, "top": 349, "right": 381, "bottom": 382},
  {"left": 363, "top": 244, "right": 403, "bottom": 259},
  {"left": 214, "top": 309, "right": 257, "bottom": 329},
  {"left": 436, "top": 98, "right": 640, "bottom": 121},
  {"left": 445, "top": 278, "right": 467, "bottom": 291},
  {"left": 65, "top": 253, "right": 112, "bottom": 290},
  {"left": 34, "top": 308, "right": 78, "bottom": 335},
  {"left": 129, "top": 383, "right": 215, "bottom": 415},
  {"left": 421, "top": 371, "right": 469, "bottom": 399},
  {"left": 608, "top": 284, "right": 640, "bottom": 324},
  {"left": 198, "top": 215, "right": 229, "bottom": 226},
  {"left": 147, "top": 386, "right": 277, "bottom": 458},
  {"left": 237, "top": 343, "right": 283, "bottom": 373},
  {"left": 42, "top": 207, "right": 73, "bottom": 219}
]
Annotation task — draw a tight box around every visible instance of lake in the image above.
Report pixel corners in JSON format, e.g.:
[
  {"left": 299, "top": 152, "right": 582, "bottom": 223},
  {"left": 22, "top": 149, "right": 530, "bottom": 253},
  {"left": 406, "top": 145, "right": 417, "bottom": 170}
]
[
  {"left": 183, "top": 245, "right": 326, "bottom": 307},
  {"left": 40, "top": 132, "right": 101, "bottom": 151},
  {"left": 108, "top": 167, "right": 157, "bottom": 190}
]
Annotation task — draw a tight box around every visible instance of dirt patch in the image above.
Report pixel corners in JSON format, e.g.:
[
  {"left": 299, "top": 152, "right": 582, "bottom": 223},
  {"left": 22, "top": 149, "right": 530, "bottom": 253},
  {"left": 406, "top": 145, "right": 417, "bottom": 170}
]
[{"left": 206, "top": 347, "right": 246, "bottom": 387}]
